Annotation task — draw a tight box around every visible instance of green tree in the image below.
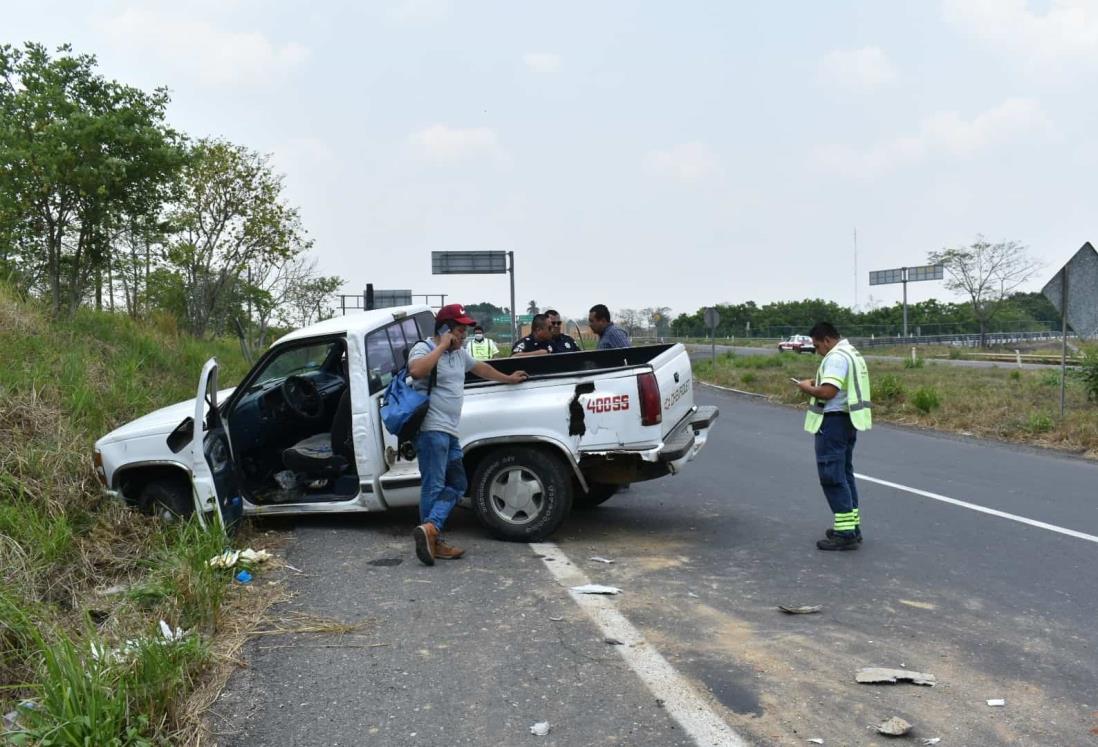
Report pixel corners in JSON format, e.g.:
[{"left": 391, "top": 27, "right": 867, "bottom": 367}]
[
  {"left": 166, "top": 139, "right": 307, "bottom": 337},
  {"left": 0, "top": 42, "right": 184, "bottom": 314}
]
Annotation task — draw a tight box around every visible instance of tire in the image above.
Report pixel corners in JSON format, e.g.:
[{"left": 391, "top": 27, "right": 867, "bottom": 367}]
[
  {"left": 139, "top": 479, "right": 194, "bottom": 524},
  {"left": 574, "top": 482, "right": 619, "bottom": 509},
  {"left": 471, "top": 446, "right": 573, "bottom": 542}
]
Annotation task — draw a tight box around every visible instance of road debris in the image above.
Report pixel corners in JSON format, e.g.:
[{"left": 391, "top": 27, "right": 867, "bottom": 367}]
[
  {"left": 570, "top": 584, "right": 622, "bottom": 595},
  {"left": 529, "top": 721, "right": 550, "bottom": 736},
  {"left": 548, "top": 616, "right": 564, "bottom": 622},
  {"left": 856, "top": 667, "right": 936, "bottom": 686},
  {"left": 589, "top": 556, "right": 615, "bottom": 564},
  {"left": 235, "top": 569, "right": 253, "bottom": 584},
  {"left": 778, "top": 604, "right": 822, "bottom": 615},
  {"left": 807, "top": 739, "right": 824, "bottom": 744},
  {"left": 877, "top": 716, "right": 912, "bottom": 736},
  {"left": 605, "top": 637, "right": 624, "bottom": 645},
  {"left": 987, "top": 698, "right": 1006, "bottom": 707},
  {"left": 687, "top": 592, "right": 700, "bottom": 598},
  {"left": 208, "top": 548, "right": 273, "bottom": 569},
  {"left": 922, "top": 739, "right": 941, "bottom": 745}
]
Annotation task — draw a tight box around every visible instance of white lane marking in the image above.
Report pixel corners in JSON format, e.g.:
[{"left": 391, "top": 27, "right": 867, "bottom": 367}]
[
  {"left": 530, "top": 542, "right": 748, "bottom": 747},
  {"left": 856, "top": 473, "right": 1098, "bottom": 545}
]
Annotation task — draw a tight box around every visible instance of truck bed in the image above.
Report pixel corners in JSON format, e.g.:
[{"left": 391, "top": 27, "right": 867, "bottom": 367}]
[{"left": 466, "top": 344, "right": 675, "bottom": 383}]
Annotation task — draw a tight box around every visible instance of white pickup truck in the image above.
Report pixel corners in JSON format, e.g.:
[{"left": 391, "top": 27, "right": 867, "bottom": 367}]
[{"left": 94, "top": 305, "right": 719, "bottom": 541}]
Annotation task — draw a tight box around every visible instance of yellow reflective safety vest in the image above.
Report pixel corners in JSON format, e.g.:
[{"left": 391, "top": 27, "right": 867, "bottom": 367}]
[
  {"left": 804, "top": 340, "right": 873, "bottom": 433},
  {"left": 466, "top": 337, "right": 499, "bottom": 361}
]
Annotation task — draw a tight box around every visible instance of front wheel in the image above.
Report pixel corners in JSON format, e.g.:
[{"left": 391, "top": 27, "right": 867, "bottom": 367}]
[
  {"left": 471, "top": 446, "right": 573, "bottom": 542},
  {"left": 139, "top": 479, "right": 194, "bottom": 524}
]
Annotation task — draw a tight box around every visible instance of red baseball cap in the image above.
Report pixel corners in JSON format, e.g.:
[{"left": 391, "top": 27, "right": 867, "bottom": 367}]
[{"left": 436, "top": 303, "right": 477, "bottom": 326}]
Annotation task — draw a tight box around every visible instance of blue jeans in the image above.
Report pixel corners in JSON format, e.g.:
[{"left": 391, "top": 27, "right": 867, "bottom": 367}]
[
  {"left": 814, "top": 413, "right": 860, "bottom": 535},
  {"left": 416, "top": 431, "right": 466, "bottom": 531}
]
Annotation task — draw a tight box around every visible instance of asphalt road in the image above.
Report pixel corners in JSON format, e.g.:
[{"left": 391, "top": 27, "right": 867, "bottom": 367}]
[
  {"left": 212, "top": 388, "right": 1098, "bottom": 746},
  {"left": 687, "top": 343, "right": 1068, "bottom": 370}
]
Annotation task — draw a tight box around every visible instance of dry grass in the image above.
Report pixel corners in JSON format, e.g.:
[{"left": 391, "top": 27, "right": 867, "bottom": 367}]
[
  {"left": 0, "top": 288, "right": 287, "bottom": 744},
  {"left": 695, "top": 352, "right": 1098, "bottom": 458}
]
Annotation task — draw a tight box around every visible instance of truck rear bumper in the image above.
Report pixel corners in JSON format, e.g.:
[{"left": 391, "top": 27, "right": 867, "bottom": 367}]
[{"left": 659, "top": 405, "right": 719, "bottom": 468}]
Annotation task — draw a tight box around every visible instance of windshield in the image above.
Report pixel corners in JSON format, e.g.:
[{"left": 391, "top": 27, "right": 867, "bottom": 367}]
[{"left": 251, "top": 340, "right": 340, "bottom": 388}]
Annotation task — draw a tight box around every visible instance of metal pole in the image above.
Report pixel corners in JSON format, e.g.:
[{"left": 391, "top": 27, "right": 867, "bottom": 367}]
[
  {"left": 508, "top": 251, "right": 517, "bottom": 343},
  {"left": 902, "top": 273, "right": 909, "bottom": 338},
  {"left": 1060, "top": 268, "right": 1068, "bottom": 418}
]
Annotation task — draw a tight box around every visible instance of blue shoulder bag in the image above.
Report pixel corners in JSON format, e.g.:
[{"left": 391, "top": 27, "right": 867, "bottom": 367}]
[{"left": 380, "top": 341, "right": 437, "bottom": 443}]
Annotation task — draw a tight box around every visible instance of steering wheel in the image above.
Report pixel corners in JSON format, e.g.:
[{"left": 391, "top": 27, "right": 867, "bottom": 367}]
[{"left": 281, "top": 375, "right": 325, "bottom": 421}]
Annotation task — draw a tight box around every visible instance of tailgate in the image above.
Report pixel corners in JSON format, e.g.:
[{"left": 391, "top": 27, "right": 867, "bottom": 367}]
[{"left": 651, "top": 345, "right": 695, "bottom": 438}]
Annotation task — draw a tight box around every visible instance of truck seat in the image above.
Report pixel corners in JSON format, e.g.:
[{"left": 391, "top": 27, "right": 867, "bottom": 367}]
[{"left": 281, "top": 388, "right": 354, "bottom": 476}]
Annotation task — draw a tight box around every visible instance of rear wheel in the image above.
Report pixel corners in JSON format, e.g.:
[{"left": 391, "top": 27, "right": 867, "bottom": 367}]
[
  {"left": 471, "top": 447, "right": 572, "bottom": 542},
  {"left": 573, "top": 482, "right": 619, "bottom": 509},
  {"left": 139, "top": 479, "right": 193, "bottom": 524}
]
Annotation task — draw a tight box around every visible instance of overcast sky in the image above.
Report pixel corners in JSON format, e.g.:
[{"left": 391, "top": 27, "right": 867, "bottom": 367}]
[{"left": 7, "top": 1, "right": 1098, "bottom": 320}]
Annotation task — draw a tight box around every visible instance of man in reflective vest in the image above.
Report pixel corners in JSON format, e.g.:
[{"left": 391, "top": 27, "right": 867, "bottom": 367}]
[
  {"left": 795, "top": 322, "right": 872, "bottom": 551},
  {"left": 465, "top": 325, "right": 499, "bottom": 361}
]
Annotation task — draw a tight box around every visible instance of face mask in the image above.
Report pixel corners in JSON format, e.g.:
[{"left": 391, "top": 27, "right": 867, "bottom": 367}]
[{"left": 475, "top": 334, "right": 484, "bottom": 342}]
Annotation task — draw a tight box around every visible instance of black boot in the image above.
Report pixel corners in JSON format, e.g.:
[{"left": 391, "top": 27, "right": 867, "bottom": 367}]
[
  {"left": 826, "top": 527, "right": 862, "bottom": 543},
  {"left": 817, "top": 533, "right": 860, "bottom": 551}
]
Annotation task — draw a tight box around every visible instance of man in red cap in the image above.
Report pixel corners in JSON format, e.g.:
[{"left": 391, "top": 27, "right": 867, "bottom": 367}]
[{"left": 407, "top": 304, "right": 529, "bottom": 565}]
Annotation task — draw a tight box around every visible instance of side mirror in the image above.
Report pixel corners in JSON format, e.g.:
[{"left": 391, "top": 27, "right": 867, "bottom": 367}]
[{"left": 167, "top": 417, "right": 195, "bottom": 453}]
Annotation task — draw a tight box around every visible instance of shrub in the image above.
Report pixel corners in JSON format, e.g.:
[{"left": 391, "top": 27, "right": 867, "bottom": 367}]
[
  {"left": 1009, "top": 369, "right": 1022, "bottom": 381},
  {"left": 911, "top": 386, "right": 941, "bottom": 413},
  {"left": 1027, "top": 412, "right": 1054, "bottom": 433},
  {"left": 1076, "top": 346, "right": 1098, "bottom": 402},
  {"left": 903, "top": 356, "right": 925, "bottom": 369},
  {"left": 948, "top": 348, "right": 962, "bottom": 360},
  {"left": 875, "top": 374, "right": 904, "bottom": 403},
  {"left": 740, "top": 371, "right": 758, "bottom": 385},
  {"left": 1041, "top": 371, "right": 1061, "bottom": 387}
]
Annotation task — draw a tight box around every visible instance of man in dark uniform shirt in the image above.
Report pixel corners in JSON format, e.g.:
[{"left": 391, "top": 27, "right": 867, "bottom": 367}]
[
  {"left": 511, "top": 314, "right": 554, "bottom": 357},
  {"left": 544, "top": 309, "right": 579, "bottom": 353}
]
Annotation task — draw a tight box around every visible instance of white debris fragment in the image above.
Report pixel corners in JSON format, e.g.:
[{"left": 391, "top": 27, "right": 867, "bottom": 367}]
[
  {"left": 589, "top": 556, "right": 615, "bottom": 564},
  {"left": 987, "top": 698, "right": 1006, "bottom": 707},
  {"left": 207, "top": 550, "right": 240, "bottom": 569},
  {"left": 877, "top": 716, "right": 912, "bottom": 736},
  {"left": 529, "top": 721, "right": 550, "bottom": 736},
  {"left": 570, "top": 584, "right": 622, "bottom": 595},
  {"left": 548, "top": 616, "right": 564, "bottom": 622},
  {"left": 158, "top": 620, "right": 187, "bottom": 643},
  {"left": 921, "top": 739, "right": 942, "bottom": 745},
  {"left": 687, "top": 592, "right": 700, "bottom": 598},
  {"left": 807, "top": 739, "right": 824, "bottom": 744},
  {"left": 855, "top": 667, "right": 936, "bottom": 686},
  {"left": 239, "top": 548, "right": 273, "bottom": 564},
  {"left": 207, "top": 548, "right": 273, "bottom": 569}
]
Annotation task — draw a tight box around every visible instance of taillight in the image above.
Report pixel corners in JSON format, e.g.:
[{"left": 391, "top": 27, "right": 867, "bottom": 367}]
[{"left": 638, "top": 372, "right": 662, "bottom": 426}]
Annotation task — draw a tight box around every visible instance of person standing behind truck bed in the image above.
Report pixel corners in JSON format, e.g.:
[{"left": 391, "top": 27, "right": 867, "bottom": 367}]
[
  {"left": 511, "top": 314, "right": 554, "bottom": 357},
  {"left": 544, "top": 309, "right": 579, "bottom": 352},
  {"left": 408, "top": 304, "right": 528, "bottom": 566},
  {"left": 794, "top": 322, "right": 872, "bottom": 551},
  {"left": 465, "top": 325, "right": 499, "bottom": 361},
  {"left": 588, "top": 304, "right": 631, "bottom": 349}
]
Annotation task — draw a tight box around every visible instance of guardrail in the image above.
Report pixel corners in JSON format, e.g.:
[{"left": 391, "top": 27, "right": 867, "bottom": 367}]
[{"left": 853, "top": 331, "right": 1075, "bottom": 348}]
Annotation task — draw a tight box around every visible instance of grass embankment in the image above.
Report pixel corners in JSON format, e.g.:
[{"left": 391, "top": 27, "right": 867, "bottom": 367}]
[
  {"left": 0, "top": 290, "right": 269, "bottom": 744},
  {"left": 694, "top": 350, "right": 1098, "bottom": 458}
]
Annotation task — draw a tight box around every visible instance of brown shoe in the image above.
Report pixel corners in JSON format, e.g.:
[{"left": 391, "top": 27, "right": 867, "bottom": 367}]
[
  {"left": 413, "top": 522, "right": 438, "bottom": 566},
  {"left": 434, "top": 537, "right": 465, "bottom": 560}
]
